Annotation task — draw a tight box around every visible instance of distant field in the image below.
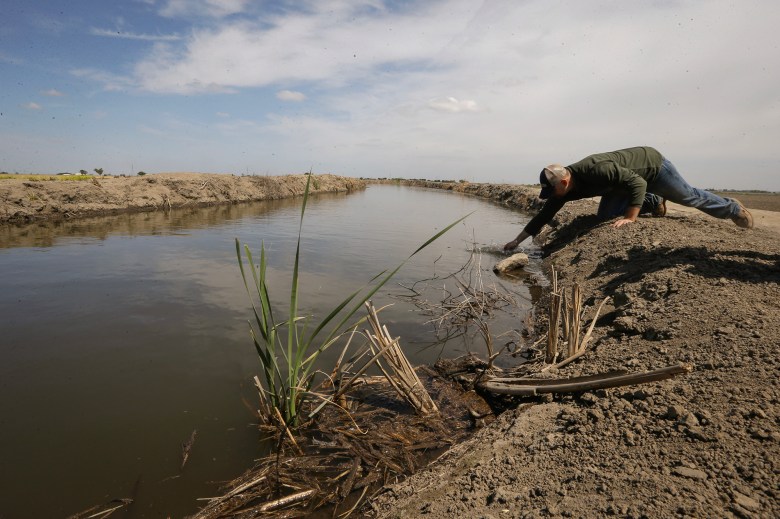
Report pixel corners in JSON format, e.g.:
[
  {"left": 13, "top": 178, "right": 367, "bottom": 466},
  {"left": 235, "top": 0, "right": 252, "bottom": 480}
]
[
  {"left": 0, "top": 174, "right": 93, "bottom": 181},
  {"left": 713, "top": 191, "right": 780, "bottom": 212}
]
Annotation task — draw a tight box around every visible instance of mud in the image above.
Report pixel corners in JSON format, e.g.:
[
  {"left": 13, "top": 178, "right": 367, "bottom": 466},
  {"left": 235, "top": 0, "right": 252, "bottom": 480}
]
[{"left": 366, "top": 183, "right": 780, "bottom": 518}]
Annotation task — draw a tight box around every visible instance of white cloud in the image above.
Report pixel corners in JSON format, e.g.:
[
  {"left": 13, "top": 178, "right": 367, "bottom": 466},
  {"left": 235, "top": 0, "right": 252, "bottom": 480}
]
[
  {"left": 41, "top": 89, "right": 64, "bottom": 97},
  {"left": 71, "top": 68, "right": 135, "bottom": 92},
  {"left": 7, "top": 0, "right": 780, "bottom": 189},
  {"left": 276, "top": 90, "right": 306, "bottom": 102},
  {"left": 159, "top": 0, "right": 250, "bottom": 18},
  {"left": 216, "top": 111, "right": 230, "bottom": 117},
  {"left": 90, "top": 27, "right": 182, "bottom": 41},
  {"left": 23, "top": 102, "right": 42, "bottom": 110},
  {"left": 427, "top": 97, "right": 477, "bottom": 113},
  {"left": 132, "top": 2, "right": 473, "bottom": 94}
]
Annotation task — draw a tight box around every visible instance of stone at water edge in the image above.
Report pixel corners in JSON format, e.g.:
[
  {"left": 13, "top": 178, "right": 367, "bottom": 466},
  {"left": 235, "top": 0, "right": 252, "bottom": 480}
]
[{"left": 493, "top": 252, "right": 529, "bottom": 273}]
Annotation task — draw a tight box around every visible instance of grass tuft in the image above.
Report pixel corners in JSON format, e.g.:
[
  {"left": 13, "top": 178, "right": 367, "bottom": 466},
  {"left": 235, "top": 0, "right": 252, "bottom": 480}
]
[{"left": 236, "top": 173, "right": 470, "bottom": 427}]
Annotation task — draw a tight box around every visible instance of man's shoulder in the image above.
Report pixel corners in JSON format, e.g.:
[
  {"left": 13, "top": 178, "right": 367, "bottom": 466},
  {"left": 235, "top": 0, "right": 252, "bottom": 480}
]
[{"left": 568, "top": 146, "right": 663, "bottom": 170}]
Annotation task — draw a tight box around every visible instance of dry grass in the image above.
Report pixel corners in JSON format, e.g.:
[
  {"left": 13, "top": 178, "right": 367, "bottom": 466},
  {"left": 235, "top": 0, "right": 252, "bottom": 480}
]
[{"left": 0, "top": 174, "right": 94, "bottom": 181}]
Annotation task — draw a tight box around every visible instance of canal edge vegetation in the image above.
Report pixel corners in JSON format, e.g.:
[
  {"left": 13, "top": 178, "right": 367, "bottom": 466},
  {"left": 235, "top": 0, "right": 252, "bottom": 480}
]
[
  {"left": 236, "top": 173, "right": 471, "bottom": 428},
  {"left": 197, "top": 177, "right": 695, "bottom": 518}
]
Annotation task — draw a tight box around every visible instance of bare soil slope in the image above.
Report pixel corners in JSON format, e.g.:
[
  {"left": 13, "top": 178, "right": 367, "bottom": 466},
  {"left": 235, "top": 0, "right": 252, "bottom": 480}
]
[
  {"left": 0, "top": 173, "right": 365, "bottom": 224},
  {"left": 368, "top": 185, "right": 779, "bottom": 518}
]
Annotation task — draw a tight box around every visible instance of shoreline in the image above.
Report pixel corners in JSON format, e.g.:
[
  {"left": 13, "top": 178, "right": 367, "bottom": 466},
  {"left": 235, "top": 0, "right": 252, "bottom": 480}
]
[
  {"left": 0, "top": 173, "right": 366, "bottom": 225},
  {"left": 365, "top": 181, "right": 780, "bottom": 518}
]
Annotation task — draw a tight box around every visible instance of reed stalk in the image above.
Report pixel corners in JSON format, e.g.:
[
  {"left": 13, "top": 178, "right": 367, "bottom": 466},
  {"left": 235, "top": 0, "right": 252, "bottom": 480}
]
[{"left": 236, "top": 174, "right": 469, "bottom": 427}]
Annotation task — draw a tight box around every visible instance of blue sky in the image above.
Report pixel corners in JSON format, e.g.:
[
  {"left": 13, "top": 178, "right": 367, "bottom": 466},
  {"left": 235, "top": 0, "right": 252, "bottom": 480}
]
[{"left": 1, "top": 0, "right": 779, "bottom": 190}]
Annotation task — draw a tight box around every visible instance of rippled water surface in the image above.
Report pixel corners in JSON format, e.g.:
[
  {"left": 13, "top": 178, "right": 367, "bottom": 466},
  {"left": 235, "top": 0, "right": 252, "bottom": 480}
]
[{"left": 0, "top": 185, "right": 540, "bottom": 517}]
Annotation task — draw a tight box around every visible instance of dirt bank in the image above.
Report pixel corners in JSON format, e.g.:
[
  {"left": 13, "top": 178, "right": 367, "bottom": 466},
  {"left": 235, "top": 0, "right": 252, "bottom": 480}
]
[
  {"left": 367, "top": 182, "right": 779, "bottom": 518},
  {"left": 0, "top": 173, "right": 365, "bottom": 224}
]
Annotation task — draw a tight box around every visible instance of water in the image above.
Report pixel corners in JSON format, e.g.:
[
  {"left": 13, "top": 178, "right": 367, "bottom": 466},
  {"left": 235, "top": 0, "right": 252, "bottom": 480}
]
[{"left": 0, "top": 185, "right": 540, "bottom": 517}]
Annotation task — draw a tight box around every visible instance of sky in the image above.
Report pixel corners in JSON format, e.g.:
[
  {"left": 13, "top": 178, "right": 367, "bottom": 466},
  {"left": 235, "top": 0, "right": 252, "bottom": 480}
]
[{"left": 1, "top": 0, "right": 779, "bottom": 190}]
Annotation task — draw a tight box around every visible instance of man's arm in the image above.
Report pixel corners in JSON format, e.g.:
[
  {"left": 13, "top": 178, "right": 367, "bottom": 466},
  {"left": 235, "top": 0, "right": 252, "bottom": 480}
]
[
  {"left": 503, "top": 197, "right": 565, "bottom": 250},
  {"left": 585, "top": 161, "right": 646, "bottom": 228},
  {"left": 612, "top": 205, "right": 640, "bottom": 228},
  {"left": 504, "top": 230, "right": 531, "bottom": 251}
]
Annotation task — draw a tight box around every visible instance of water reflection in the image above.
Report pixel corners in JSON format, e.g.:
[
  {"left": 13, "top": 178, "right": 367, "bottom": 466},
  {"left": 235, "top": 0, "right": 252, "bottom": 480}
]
[
  {"left": 0, "top": 185, "right": 539, "bottom": 517},
  {"left": 0, "top": 195, "right": 343, "bottom": 249}
]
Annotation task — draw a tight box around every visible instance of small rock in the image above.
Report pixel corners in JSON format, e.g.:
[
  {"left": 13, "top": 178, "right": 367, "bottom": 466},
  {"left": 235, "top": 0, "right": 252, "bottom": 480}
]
[
  {"left": 732, "top": 492, "right": 760, "bottom": 512},
  {"left": 678, "top": 412, "right": 700, "bottom": 428},
  {"left": 493, "top": 253, "right": 529, "bottom": 273},
  {"left": 673, "top": 466, "right": 708, "bottom": 480},
  {"left": 749, "top": 428, "right": 773, "bottom": 441},
  {"left": 490, "top": 486, "right": 520, "bottom": 505},
  {"left": 587, "top": 409, "right": 604, "bottom": 423},
  {"left": 750, "top": 408, "right": 768, "bottom": 419},
  {"left": 666, "top": 405, "right": 688, "bottom": 420},
  {"left": 633, "top": 389, "right": 652, "bottom": 400},
  {"left": 684, "top": 426, "right": 712, "bottom": 442}
]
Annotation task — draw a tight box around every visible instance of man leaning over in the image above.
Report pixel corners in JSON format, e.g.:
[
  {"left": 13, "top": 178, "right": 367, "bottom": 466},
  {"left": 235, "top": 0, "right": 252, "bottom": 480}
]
[{"left": 504, "top": 146, "right": 753, "bottom": 250}]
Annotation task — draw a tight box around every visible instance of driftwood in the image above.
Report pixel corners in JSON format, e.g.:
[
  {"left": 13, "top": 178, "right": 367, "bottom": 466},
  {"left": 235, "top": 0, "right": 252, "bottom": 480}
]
[
  {"left": 478, "top": 363, "right": 692, "bottom": 396},
  {"left": 66, "top": 498, "right": 133, "bottom": 519},
  {"left": 181, "top": 429, "right": 197, "bottom": 469},
  {"left": 258, "top": 489, "right": 317, "bottom": 512}
]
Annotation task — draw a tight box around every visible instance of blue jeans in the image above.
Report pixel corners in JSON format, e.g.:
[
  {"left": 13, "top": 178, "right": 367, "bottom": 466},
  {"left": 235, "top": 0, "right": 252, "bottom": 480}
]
[
  {"left": 598, "top": 192, "right": 662, "bottom": 217},
  {"left": 598, "top": 158, "right": 740, "bottom": 219}
]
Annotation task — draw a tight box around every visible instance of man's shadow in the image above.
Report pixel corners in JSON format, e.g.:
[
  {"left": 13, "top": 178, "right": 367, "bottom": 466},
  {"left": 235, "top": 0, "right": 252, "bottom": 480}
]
[
  {"left": 541, "top": 214, "right": 779, "bottom": 296},
  {"left": 541, "top": 214, "right": 606, "bottom": 255},
  {"left": 591, "top": 246, "right": 780, "bottom": 297}
]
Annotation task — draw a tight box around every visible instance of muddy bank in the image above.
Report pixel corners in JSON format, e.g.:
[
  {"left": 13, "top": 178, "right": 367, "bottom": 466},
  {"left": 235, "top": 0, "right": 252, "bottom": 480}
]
[
  {"left": 366, "top": 183, "right": 780, "bottom": 518},
  {"left": 0, "top": 173, "right": 365, "bottom": 224}
]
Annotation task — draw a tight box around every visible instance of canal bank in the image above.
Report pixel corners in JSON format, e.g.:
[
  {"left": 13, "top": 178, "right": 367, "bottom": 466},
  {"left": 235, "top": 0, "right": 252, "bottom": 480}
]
[
  {"left": 366, "top": 181, "right": 780, "bottom": 518},
  {"left": 0, "top": 173, "right": 365, "bottom": 224}
]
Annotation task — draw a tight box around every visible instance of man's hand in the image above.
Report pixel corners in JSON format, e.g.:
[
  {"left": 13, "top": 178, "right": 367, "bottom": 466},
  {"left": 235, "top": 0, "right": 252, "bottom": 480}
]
[
  {"left": 613, "top": 206, "right": 641, "bottom": 228},
  {"left": 504, "top": 230, "right": 530, "bottom": 251},
  {"left": 611, "top": 218, "right": 635, "bottom": 228}
]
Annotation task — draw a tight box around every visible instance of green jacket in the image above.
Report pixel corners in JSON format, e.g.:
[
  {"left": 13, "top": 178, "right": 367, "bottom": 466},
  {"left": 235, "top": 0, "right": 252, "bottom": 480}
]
[{"left": 523, "top": 146, "right": 664, "bottom": 236}]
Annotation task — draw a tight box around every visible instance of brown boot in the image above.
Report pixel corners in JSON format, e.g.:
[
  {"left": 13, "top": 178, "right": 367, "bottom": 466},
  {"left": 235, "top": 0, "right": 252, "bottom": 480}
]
[
  {"left": 731, "top": 200, "right": 754, "bottom": 229},
  {"left": 652, "top": 198, "right": 667, "bottom": 217}
]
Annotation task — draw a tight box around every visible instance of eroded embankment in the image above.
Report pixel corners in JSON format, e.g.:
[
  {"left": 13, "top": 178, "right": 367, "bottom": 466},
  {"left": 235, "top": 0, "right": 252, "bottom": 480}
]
[{"left": 0, "top": 173, "right": 366, "bottom": 224}]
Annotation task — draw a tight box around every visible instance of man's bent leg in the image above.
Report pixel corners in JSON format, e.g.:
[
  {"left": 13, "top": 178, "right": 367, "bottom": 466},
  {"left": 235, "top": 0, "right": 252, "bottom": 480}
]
[
  {"left": 641, "top": 193, "right": 663, "bottom": 215},
  {"left": 649, "top": 158, "right": 741, "bottom": 219},
  {"left": 597, "top": 194, "right": 628, "bottom": 218},
  {"left": 598, "top": 193, "right": 661, "bottom": 218}
]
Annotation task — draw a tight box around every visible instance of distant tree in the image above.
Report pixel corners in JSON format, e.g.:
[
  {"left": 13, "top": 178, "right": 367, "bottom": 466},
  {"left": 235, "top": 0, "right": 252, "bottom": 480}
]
[
  {"left": 94, "top": 168, "right": 104, "bottom": 176},
  {"left": 137, "top": 171, "right": 146, "bottom": 176},
  {"left": 79, "top": 169, "right": 88, "bottom": 175}
]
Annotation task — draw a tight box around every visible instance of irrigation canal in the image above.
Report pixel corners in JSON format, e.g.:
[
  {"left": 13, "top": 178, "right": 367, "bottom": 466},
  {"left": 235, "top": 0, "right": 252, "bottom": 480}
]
[{"left": 0, "top": 184, "right": 542, "bottom": 517}]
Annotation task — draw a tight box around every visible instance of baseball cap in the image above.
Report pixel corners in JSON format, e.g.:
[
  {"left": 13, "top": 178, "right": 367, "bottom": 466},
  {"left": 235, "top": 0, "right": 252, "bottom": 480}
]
[{"left": 539, "top": 164, "right": 566, "bottom": 199}]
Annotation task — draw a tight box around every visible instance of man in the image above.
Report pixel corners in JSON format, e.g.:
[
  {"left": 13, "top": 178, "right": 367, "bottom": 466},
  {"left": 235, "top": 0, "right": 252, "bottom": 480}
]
[{"left": 504, "top": 146, "right": 753, "bottom": 250}]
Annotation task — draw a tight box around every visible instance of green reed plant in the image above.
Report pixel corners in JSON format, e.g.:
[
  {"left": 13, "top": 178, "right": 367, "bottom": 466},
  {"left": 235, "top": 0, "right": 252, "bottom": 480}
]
[{"left": 237, "top": 174, "right": 469, "bottom": 427}]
